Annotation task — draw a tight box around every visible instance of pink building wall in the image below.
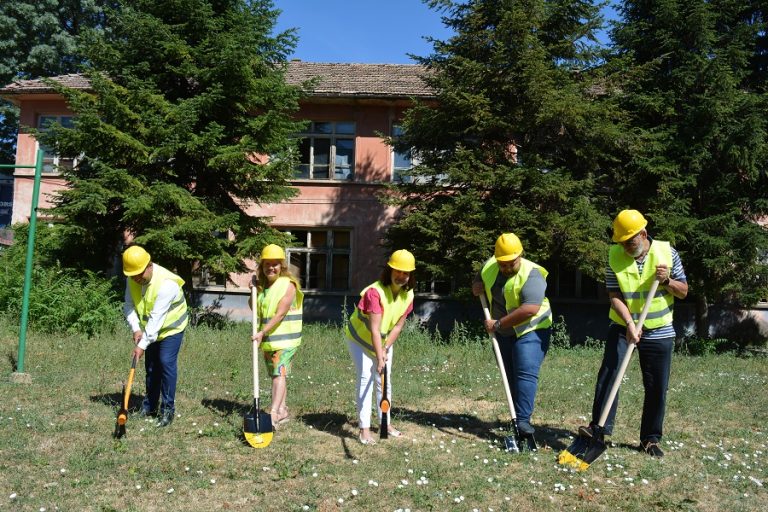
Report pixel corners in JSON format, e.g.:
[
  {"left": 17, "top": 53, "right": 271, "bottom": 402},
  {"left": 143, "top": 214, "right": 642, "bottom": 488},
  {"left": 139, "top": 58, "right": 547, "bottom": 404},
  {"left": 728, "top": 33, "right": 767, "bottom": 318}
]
[{"left": 8, "top": 93, "right": 410, "bottom": 295}]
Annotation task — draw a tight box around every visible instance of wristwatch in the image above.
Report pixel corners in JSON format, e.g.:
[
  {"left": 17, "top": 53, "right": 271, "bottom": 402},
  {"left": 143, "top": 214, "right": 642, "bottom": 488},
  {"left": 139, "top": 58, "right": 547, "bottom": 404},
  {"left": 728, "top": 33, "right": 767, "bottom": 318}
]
[{"left": 493, "top": 320, "right": 502, "bottom": 331}]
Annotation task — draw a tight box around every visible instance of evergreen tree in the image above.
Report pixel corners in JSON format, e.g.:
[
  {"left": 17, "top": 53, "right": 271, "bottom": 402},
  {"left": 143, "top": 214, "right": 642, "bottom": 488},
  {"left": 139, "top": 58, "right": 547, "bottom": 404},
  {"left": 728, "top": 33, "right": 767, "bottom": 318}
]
[
  {"left": 385, "top": 0, "right": 618, "bottom": 290},
  {"left": 609, "top": 0, "right": 768, "bottom": 335},
  {"left": 0, "top": 0, "right": 106, "bottom": 163},
  {"left": 43, "top": 0, "right": 305, "bottom": 284}
]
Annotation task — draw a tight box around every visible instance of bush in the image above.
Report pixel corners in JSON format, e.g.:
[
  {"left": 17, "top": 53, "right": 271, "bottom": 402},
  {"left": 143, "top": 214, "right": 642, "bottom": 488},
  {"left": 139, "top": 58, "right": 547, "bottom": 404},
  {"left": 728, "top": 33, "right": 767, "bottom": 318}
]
[
  {"left": 678, "top": 335, "right": 737, "bottom": 356},
  {"left": 550, "top": 315, "right": 571, "bottom": 349},
  {"left": 0, "top": 226, "right": 123, "bottom": 337}
]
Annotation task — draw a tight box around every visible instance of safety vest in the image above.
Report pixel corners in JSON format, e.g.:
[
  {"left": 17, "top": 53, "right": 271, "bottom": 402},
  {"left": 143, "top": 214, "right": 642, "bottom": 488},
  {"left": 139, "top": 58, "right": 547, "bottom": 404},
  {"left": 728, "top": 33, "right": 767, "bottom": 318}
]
[
  {"left": 128, "top": 264, "right": 188, "bottom": 340},
  {"left": 608, "top": 240, "right": 674, "bottom": 329},
  {"left": 258, "top": 276, "right": 304, "bottom": 351},
  {"left": 480, "top": 257, "right": 553, "bottom": 337},
  {"left": 345, "top": 281, "right": 414, "bottom": 357}
]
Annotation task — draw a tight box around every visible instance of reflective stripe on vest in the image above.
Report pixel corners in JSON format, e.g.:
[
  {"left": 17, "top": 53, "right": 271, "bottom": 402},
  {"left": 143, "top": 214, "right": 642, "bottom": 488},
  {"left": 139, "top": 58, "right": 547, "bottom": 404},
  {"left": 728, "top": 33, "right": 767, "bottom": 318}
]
[
  {"left": 345, "top": 281, "right": 414, "bottom": 357},
  {"left": 608, "top": 240, "right": 674, "bottom": 329},
  {"left": 259, "top": 276, "right": 303, "bottom": 351},
  {"left": 480, "top": 257, "right": 553, "bottom": 337},
  {"left": 128, "top": 264, "right": 188, "bottom": 340}
]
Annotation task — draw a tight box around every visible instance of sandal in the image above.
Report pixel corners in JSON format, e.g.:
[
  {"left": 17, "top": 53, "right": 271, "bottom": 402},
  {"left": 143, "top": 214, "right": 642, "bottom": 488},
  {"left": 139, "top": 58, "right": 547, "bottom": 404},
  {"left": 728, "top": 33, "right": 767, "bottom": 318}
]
[
  {"left": 359, "top": 434, "right": 377, "bottom": 445},
  {"left": 387, "top": 427, "right": 402, "bottom": 437}
]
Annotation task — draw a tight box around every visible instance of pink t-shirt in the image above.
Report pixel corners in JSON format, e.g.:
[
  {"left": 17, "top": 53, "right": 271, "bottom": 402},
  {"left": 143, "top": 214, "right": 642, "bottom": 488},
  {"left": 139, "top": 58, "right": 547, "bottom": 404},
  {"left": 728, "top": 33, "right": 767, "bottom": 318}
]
[{"left": 358, "top": 287, "right": 414, "bottom": 318}]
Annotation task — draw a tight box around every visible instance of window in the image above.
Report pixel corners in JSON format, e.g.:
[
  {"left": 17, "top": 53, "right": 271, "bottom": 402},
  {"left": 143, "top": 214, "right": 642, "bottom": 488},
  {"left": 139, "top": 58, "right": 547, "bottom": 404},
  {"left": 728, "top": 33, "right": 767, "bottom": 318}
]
[
  {"left": 415, "top": 273, "right": 454, "bottom": 296},
  {"left": 296, "top": 122, "right": 355, "bottom": 180},
  {"left": 392, "top": 124, "right": 419, "bottom": 183},
  {"left": 191, "top": 266, "right": 227, "bottom": 287},
  {"left": 285, "top": 229, "right": 351, "bottom": 290},
  {"left": 37, "top": 115, "right": 79, "bottom": 173},
  {"left": 548, "top": 263, "right": 601, "bottom": 300}
]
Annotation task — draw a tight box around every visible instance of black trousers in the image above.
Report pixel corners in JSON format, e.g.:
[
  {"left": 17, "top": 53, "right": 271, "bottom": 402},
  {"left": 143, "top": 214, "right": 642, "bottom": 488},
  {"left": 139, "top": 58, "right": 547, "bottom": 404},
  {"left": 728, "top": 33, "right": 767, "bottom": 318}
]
[{"left": 590, "top": 323, "right": 674, "bottom": 443}]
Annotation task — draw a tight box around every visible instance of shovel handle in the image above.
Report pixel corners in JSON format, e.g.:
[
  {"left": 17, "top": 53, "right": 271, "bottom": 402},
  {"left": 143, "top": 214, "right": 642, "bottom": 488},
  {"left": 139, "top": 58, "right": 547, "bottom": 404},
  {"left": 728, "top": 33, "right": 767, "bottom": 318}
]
[
  {"left": 479, "top": 294, "right": 518, "bottom": 421},
  {"left": 597, "top": 279, "right": 660, "bottom": 427},
  {"left": 123, "top": 354, "right": 138, "bottom": 411},
  {"left": 251, "top": 287, "right": 260, "bottom": 401}
]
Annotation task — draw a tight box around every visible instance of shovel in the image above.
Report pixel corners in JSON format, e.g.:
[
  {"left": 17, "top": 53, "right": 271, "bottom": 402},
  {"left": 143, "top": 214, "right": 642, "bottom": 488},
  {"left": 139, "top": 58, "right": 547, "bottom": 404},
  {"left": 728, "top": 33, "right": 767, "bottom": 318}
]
[
  {"left": 244, "top": 286, "right": 274, "bottom": 448},
  {"left": 380, "top": 363, "right": 390, "bottom": 440},
  {"left": 479, "top": 295, "right": 536, "bottom": 453},
  {"left": 113, "top": 354, "right": 137, "bottom": 439},
  {"left": 558, "top": 279, "right": 660, "bottom": 470}
]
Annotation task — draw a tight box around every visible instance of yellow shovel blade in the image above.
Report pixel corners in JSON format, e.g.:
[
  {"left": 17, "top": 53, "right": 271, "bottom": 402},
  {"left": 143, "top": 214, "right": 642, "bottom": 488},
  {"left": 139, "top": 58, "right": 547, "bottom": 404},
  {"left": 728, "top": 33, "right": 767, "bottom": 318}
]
[{"left": 244, "top": 431, "right": 273, "bottom": 448}]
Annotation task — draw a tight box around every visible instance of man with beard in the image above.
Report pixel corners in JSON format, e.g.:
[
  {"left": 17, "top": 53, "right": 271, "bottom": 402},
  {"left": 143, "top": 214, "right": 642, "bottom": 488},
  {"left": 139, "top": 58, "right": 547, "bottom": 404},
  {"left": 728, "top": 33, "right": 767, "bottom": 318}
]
[
  {"left": 345, "top": 250, "right": 416, "bottom": 445},
  {"left": 122, "top": 245, "right": 189, "bottom": 428},
  {"left": 472, "top": 233, "right": 553, "bottom": 438},
  {"left": 580, "top": 209, "right": 688, "bottom": 457}
]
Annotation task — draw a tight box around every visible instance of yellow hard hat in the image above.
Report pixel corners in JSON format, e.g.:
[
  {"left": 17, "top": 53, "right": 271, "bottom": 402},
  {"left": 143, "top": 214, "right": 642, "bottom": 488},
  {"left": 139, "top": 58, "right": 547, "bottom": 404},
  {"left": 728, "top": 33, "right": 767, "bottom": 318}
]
[
  {"left": 387, "top": 249, "right": 416, "bottom": 272},
  {"left": 494, "top": 233, "right": 523, "bottom": 262},
  {"left": 122, "top": 246, "right": 151, "bottom": 276},
  {"left": 612, "top": 209, "right": 647, "bottom": 242},
  {"left": 260, "top": 244, "right": 285, "bottom": 260}
]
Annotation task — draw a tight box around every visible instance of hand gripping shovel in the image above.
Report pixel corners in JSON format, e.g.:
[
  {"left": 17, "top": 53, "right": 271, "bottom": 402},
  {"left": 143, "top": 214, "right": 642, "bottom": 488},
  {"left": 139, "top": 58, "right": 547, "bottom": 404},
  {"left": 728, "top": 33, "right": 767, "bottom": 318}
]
[
  {"left": 113, "top": 354, "right": 137, "bottom": 439},
  {"left": 244, "top": 287, "right": 273, "bottom": 448},
  {"left": 558, "top": 279, "right": 660, "bottom": 471},
  {"left": 380, "top": 363, "right": 390, "bottom": 440},
  {"left": 479, "top": 295, "right": 536, "bottom": 453}
]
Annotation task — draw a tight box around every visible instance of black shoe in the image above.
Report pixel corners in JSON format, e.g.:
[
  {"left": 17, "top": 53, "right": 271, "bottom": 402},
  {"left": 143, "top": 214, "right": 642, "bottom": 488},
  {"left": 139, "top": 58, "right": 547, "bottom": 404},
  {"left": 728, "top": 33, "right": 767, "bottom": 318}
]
[
  {"left": 516, "top": 420, "right": 535, "bottom": 436},
  {"left": 157, "top": 410, "right": 174, "bottom": 427},
  {"left": 642, "top": 441, "right": 664, "bottom": 457}
]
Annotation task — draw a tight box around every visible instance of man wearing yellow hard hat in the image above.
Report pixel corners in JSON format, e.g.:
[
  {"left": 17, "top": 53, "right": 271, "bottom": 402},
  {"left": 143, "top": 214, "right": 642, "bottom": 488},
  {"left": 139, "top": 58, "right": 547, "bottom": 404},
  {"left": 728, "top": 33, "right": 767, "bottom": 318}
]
[
  {"left": 345, "top": 249, "right": 416, "bottom": 445},
  {"left": 581, "top": 209, "right": 688, "bottom": 457},
  {"left": 472, "top": 233, "right": 553, "bottom": 439},
  {"left": 122, "top": 245, "right": 189, "bottom": 427},
  {"left": 250, "top": 244, "right": 304, "bottom": 426}
]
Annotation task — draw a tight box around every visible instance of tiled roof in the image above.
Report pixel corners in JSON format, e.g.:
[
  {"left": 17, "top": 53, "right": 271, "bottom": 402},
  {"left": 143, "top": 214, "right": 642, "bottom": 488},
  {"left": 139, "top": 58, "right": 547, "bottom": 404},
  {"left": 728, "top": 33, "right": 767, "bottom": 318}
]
[
  {"left": 0, "top": 62, "right": 434, "bottom": 99},
  {"left": 285, "top": 61, "right": 433, "bottom": 98},
  {"left": 0, "top": 73, "right": 91, "bottom": 94}
]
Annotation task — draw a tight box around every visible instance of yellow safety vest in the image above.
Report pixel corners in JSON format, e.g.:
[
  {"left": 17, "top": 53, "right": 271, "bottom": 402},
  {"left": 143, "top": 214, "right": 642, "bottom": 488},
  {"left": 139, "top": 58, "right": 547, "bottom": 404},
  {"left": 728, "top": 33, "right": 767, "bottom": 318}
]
[
  {"left": 258, "top": 276, "right": 303, "bottom": 351},
  {"left": 345, "top": 281, "right": 414, "bottom": 357},
  {"left": 608, "top": 240, "right": 674, "bottom": 329},
  {"left": 480, "top": 257, "right": 553, "bottom": 337},
  {"left": 128, "top": 264, "right": 188, "bottom": 340}
]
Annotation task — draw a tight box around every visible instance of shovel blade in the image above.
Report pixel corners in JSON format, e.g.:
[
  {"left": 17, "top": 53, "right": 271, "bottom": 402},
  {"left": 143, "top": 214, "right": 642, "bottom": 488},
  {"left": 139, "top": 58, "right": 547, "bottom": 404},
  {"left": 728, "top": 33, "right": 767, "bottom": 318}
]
[
  {"left": 558, "top": 429, "right": 606, "bottom": 471},
  {"left": 503, "top": 435, "right": 520, "bottom": 453},
  {"left": 244, "top": 410, "right": 274, "bottom": 448},
  {"left": 520, "top": 433, "right": 537, "bottom": 451}
]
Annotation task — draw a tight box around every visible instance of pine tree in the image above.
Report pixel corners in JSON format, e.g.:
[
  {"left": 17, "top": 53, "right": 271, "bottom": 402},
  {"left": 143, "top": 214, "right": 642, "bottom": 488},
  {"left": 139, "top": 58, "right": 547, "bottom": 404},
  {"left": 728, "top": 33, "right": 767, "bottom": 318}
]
[
  {"left": 43, "top": 0, "right": 305, "bottom": 283},
  {"left": 385, "top": 0, "right": 618, "bottom": 290},
  {"left": 0, "top": 0, "right": 106, "bottom": 163},
  {"left": 609, "top": 0, "right": 768, "bottom": 335}
]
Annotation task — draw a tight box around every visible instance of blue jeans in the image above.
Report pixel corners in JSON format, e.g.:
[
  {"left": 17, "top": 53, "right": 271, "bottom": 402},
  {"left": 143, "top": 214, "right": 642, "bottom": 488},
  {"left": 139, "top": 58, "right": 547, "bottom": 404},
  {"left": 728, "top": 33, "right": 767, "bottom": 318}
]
[
  {"left": 142, "top": 330, "right": 184, "bottom": 415},
  {"left": 591, "top": 323, "right": 673, "bottom": 443},
  {"left": 497, "top": 328, "right": 551, "bottom": 424}
]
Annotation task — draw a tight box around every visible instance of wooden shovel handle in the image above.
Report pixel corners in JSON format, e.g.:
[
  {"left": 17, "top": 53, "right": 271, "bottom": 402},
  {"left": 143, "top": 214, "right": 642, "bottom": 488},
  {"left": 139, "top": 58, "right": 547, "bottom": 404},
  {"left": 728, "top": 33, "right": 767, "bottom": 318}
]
[
  {"left": 123, "top": 355, "right": 137, "bottom": 411},
  {"left": 479, "top": 294, "right": 518, "bottom": 421},
  {"left": 251, "top": 287, "right": 260, "bottom": 401},
  {"left": 597, "top": 279, "right": 660, "bottom": 427}
]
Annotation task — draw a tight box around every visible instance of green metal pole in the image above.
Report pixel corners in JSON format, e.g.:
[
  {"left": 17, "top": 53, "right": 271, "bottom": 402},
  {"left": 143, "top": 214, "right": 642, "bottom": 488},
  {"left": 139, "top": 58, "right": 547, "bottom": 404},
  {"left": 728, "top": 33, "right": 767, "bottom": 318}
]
[{"left": 16, "top": 148, "right": 45, "bottom": 374}]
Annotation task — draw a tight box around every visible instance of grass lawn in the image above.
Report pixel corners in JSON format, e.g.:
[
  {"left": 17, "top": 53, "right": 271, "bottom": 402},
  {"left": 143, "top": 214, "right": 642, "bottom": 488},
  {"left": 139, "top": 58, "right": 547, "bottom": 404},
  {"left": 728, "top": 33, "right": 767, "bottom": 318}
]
[{"left": 1, "top": 319, "right": 766, "bottom": 511}]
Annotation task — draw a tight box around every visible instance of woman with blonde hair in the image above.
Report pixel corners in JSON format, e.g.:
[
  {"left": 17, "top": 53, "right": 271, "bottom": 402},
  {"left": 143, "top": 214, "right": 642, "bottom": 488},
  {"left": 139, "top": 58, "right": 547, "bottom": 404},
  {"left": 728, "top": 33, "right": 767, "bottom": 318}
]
[{"left": 250, "top": 244, "right": 303, "bottom": 426}]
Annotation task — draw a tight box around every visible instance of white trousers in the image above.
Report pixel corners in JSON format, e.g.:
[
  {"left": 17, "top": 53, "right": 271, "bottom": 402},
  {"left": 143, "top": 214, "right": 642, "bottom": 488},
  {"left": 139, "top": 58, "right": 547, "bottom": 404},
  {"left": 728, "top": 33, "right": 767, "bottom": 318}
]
[{"left": 346, "top": 338, "right": 393, "bottom": 429}]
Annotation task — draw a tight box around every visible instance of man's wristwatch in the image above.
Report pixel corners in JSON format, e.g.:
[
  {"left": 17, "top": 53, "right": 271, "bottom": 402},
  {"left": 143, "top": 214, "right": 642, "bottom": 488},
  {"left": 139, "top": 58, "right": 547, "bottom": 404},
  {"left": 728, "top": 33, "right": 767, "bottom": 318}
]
[{"left": 493, "top": 320, "right": 502, "bottom": 331}]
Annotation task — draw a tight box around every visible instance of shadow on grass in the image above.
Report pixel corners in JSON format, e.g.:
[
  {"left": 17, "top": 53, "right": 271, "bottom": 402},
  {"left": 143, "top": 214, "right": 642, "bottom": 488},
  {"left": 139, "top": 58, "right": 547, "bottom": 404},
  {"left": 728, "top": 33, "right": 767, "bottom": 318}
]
[
  {"left": 89, "top": 391, "right": 143, "bottom": 412},
  {"left": 201, "top": 397, "right": 250, "bottom": 418},
  {"left": 299, "top": 412, "right": 358, "bottom": 459}
]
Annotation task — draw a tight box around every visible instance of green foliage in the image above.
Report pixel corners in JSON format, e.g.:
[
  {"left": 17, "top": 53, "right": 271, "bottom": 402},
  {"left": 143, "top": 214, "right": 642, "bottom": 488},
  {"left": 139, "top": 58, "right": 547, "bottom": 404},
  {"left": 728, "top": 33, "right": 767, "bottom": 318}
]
[
  {"left": 384, "top": 0, "right": 615, "bottom": 287},
  {"left": 679, "top": 335, "right": 736, "bottom": 356},
  {"left": 42, "top": 0, "right": 306, "bottom": 280},
  {"left": 550, "top": 315, "right": 571, "bottom": 349},
  {"left": 0, "top": 224, "right": 123, "bottom": 337}
]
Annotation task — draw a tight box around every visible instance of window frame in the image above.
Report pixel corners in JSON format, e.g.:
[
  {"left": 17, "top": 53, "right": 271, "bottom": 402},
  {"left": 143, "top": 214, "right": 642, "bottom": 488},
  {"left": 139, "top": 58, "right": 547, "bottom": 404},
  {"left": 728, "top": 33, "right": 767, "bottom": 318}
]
[
  {"left": 295, "top": 121, "right": 356, "bottom": 181},
  {"left": 284, "top": 228, "right": 352, "bottom": 291},
  {"left": 36, "top": 115, "right": 80, "bottom": 174}
]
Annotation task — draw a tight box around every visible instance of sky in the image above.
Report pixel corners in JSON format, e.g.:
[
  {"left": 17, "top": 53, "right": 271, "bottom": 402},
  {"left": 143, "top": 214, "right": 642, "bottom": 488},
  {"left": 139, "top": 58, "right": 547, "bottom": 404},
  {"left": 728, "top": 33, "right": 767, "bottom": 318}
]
[{"left": 272, "top": 0, "right": 454, "bottom": 64}]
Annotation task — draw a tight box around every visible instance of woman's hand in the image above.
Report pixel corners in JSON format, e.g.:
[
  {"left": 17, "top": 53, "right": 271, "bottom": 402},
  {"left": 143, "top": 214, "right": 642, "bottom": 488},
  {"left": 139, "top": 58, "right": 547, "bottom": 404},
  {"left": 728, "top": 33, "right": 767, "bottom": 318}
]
[{"left": 252, "top": 331, "right": 264, "bottom": 345}]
